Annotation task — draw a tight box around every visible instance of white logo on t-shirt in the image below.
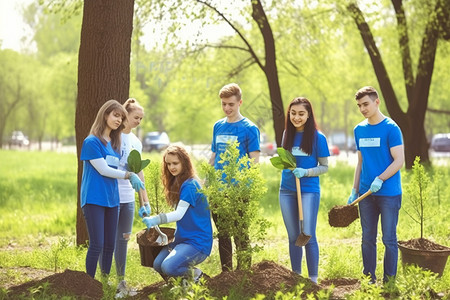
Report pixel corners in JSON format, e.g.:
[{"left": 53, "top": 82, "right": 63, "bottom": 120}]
[{"left": 359, "top": 138, "right": 380, "bottom": 147}]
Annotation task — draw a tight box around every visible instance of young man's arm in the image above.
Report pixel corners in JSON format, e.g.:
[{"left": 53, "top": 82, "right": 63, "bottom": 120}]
[
  {"left": 377, "top": 145, "right": 404, "bottom": 181},
  {"left": 347, "top": 151, "right": 362, "bottom": 204},
  {"left": 249, "top": 151, "right": 260, "bottom": 164}
]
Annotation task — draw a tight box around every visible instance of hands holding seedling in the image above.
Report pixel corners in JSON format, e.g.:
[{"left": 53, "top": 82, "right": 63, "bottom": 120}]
[
  {"left": 139, "top": 202, "right": 151, "bottom": 217},
  {"left": 292, "top": 168, "right": 308, "bottom": 178},
  {"left": 129, "top": 173, "right": 145, "bottom": 191}
]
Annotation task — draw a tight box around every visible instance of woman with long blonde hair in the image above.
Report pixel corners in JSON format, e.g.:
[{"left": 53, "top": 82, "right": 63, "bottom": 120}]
[{"left": 80, "top": 99, "right": 145, "bottom": 278}]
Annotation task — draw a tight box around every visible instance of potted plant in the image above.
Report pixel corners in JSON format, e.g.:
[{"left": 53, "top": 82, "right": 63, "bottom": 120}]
[
  {"left": 398, "top": 156, "right": 450, "bottom": 276},
  {"left": 129, "top": 152, "right": 174, "bottom": 267}
]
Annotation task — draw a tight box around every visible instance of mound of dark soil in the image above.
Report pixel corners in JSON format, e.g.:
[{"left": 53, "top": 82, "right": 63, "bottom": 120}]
[
  {"left": 4, "top": 261, "right": 361, "bottom": 299},
  {"left": 399, "top": 238, "right": 450, "bottom": 251},
  {"left": 328, "top": 204, "right": 359, "bottom": 227},
  {"left": 6, "top": 269, "right": 103, "bottom": 299},
  {"left": 207, "top": 260, "right": 320, "bottom": 298}
]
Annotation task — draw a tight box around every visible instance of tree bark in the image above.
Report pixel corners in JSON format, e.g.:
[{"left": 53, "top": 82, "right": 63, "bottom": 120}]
[
  {"left": 76, "top": 0, "right": 134, "bottom": 246},
  {"left": 251, "top": 0, "right": 285, "bottom": 146},
  {"left": 347, "top": 1, "right": 443, "bottom": 168}
]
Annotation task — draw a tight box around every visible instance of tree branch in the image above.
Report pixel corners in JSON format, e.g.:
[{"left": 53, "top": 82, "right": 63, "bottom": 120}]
[
  {"left": 427, "top": 107, "right": 450, "bottom": 115},
  {"left": 194, "top": 0, "right": 264, "bottom": 70}
]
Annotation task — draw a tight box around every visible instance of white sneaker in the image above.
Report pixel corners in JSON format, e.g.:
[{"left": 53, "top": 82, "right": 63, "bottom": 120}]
[{"left": 115, "top": 280, "right": 137, "bottom": 299}]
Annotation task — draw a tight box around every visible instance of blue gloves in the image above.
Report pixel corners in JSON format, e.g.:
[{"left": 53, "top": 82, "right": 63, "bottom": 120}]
[
  {"left": 370, "top": 176, "right": 383, "bottom": 193},
  {"left": 347, "top": 188, "right": 358, "bottom": 204},
  {"left": 292, "top": 168, "right": 308, "bottom": 178},
  {"left": 139, "top": 202, "right": 151, "bottom": 218},
  {"left": 129, "top": 173, "right": 145, "bottom": 192},
  {"left": 142, "top": 215, "right": 161, "bottom": 228}
]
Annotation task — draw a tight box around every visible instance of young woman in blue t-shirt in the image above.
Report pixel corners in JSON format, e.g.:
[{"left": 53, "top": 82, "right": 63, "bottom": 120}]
[
  {"left": 80, "top": 99, "right": 145, "bottom": 278},
  {"left": 142, "top": 145, "right": 213, "bottom": 282},
  {"left": 278, "top": 97, "right": 330, "bottom": 284}
]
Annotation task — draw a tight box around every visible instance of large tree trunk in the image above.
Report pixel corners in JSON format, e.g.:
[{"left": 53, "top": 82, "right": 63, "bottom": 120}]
[
  {"left": 347, "top": 1, "right": 442, "bottom": 168},
  {"left": 251, "top": 0, "right": 285, "bottom": 146},
  {"left": 76, "top": 0, "right": 135, "bottom": 246}
]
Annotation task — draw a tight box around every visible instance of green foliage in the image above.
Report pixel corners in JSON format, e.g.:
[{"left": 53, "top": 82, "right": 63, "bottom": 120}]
[
  {"left": 403, "top": 156, "right": 432, "bottom": 239},
  {"left": 201, "top": 142, "right": 268, "bottom": 270},
  {"left": 127, "top": 149, "right": 150, "bottom": 173},
  {"left": 270, "top": 148, "right": 296, "bottom": 170},
  {"left": 142, "top": 158, "right": 170, "bottom": 215}
]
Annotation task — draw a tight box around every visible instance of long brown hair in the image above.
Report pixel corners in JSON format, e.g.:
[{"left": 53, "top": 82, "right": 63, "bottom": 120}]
[
  {"left": 282, "top": 97, "right": 318, "bottom": 155},
  {"left": 162, "top": 145, "right": 196, "bottom": 207},
  {"left": 89, "top": 99, "right": 127, "bottom": 152}
]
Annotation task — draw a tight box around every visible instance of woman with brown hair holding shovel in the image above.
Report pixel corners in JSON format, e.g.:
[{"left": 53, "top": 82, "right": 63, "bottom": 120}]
[{"left": 278, "top": 97, "right": 330, "bottom": 284}]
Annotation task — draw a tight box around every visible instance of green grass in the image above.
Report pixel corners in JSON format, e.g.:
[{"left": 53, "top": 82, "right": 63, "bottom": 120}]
[{"left": 0, "top": 150, "right": 449, "bottom": 299}]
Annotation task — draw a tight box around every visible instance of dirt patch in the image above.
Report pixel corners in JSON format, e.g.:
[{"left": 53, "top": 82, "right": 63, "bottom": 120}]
[
  {"left": 5, "top": 269, "right": 103, "bottom": 300},
  {"left": 4, "top": 261, "right": 361, "bottom": 299},
  {"left": 398, "top": 238, "right": 450, "bottom": 251},
  {"left": 320, "top": 278, "right": 360, "bottom": 299},
  {"left": 328, "top": 204, "right": 359, "bottom": 227}
]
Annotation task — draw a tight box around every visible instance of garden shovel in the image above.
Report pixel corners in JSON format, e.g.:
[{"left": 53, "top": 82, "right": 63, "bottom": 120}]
[
  {"left": 295, "top": 177, "right": 311, "bottom": 247},
  {"left": 138, "top": 189, "right": 168, "bottom": 246}
]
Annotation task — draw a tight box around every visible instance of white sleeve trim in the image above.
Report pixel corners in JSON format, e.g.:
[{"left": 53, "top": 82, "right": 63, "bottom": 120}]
[
  {"left": 90, "top": 158, "right": 127, "bottom": 179},
  {"left": 161, "top": 200, "right": 190, "bottom": 223}
]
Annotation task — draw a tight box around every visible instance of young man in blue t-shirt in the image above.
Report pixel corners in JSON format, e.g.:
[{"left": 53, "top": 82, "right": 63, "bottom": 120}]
[
  {"left": 347, "top": 86, "right": 404, "bottom": 284},
  {"left": 209, "top": 83, "right": 260, "bottom": 271}
]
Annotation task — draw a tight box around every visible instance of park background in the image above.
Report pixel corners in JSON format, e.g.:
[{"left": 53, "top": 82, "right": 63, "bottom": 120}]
[{"left": 1, "top": 0, "right": 450, "bottom": 299}]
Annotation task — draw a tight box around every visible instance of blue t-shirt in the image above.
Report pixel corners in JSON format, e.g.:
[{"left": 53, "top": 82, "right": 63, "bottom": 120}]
[
  {"left": 211, "top": 117, "right": 260, "bottom": 169},
  {"left": 354, "top": 117, "right": 403, "bottom": 196},
  {"left": 280, "top": 131, "right": 330, "bottom": 193},
  {"left": 80, "top": 135, "right": 121, "bottom": 208},
  {"left": 172, "top": 178, "right": 213, "bottom": 255}
]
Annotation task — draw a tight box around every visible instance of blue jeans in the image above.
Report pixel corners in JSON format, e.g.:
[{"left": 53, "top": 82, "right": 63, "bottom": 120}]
[
  {"left": 279, "top": 189, "right": 320, "bottom": 276},
  {"left": 358, "top": 194, "right": 401, "bottom": 282},
  {"left": 114, "top": 202, "right": 135, "bottom": 277},
  {"left": 82, "top": 204, "right": 119, "bottom": 278},
  {"left": 153, "top": 243, "right": 208, "bottom": 278}
]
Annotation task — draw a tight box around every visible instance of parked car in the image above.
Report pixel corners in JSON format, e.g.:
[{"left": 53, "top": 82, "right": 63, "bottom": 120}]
[
  {"left": 328, "top": 144, "right": 340, "bottom": 156},
  {"left": 9, "top": 131, "right": 30, "bottom": 147},
  {"left": 143, "top": 131, "right": 170, "bottom": 152},
  {"left": 260, "top": 133, "right": 277, "bottom": 156},
  {"left": 430, "top": 133, "right": 450, "bottom": 152}
]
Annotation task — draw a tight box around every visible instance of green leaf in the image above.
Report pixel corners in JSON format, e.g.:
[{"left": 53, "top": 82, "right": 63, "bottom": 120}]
[
  {"left": 274, "top": 147, "right": 296, "bottom": 169},
  {"left": 127, "top": 149, "right": 143, "bottom": 173},
  {"left": 270, "top": 156, "right": 285, "bottom": 169},
  {"left": 140, "top": 159, "right": 150, "bottom": 171}
]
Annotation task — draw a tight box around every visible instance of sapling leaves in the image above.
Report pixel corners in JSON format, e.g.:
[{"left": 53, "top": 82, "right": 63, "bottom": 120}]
[
  {"left": 270, "top": 147, "right": 296, "bottom": 170},
  {"left": 127, "top": 149, "right": 150, "bottom": 173}
]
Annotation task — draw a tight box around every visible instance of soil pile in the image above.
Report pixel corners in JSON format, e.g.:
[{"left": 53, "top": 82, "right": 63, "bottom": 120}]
[
  {"left": 207, "top": 260, "right": 320, "bottom": 298},
  {"left": 6, "top": 269, "right": 103, "bottom": 299},
  {"left": 399, "top": 238, "right": 450, "bottom": 251},
  {"left": 328, "top": 205, "right": 359, "bottom": 227},
  {"left": 136, "top": 227, "right": 175, "bottom": 247}
]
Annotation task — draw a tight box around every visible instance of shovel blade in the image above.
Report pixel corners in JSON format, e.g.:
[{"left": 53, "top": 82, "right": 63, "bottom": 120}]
[{"left": 295, "top": 233, "right": 311, "bottom": 247}]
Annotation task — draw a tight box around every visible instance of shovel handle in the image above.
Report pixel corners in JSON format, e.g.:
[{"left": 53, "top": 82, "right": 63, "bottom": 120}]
[
  {"left": 138, "top": 188, "right": 149, "bottom": 217},
  {"left": 295, "top": 177, "right": 304, "bottom": 221},
  {"left": 349, "top": 190, "right": 372, "bottom": 206}
]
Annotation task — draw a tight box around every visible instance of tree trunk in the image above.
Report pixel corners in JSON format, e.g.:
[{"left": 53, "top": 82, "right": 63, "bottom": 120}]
[
  {"left": 76, "top": 0, "right": 134, "bottom": 246},
  {"left": 251, "top": 0, "right": 285, "bottom": 146}
]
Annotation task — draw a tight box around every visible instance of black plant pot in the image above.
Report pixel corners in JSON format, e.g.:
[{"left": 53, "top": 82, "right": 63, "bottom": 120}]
[
  {"left": 398, "top": 239, "right": 450, "bottom": 277},
  {"left": 136, "top": 227, "right": 175, "bottom": 267}
]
